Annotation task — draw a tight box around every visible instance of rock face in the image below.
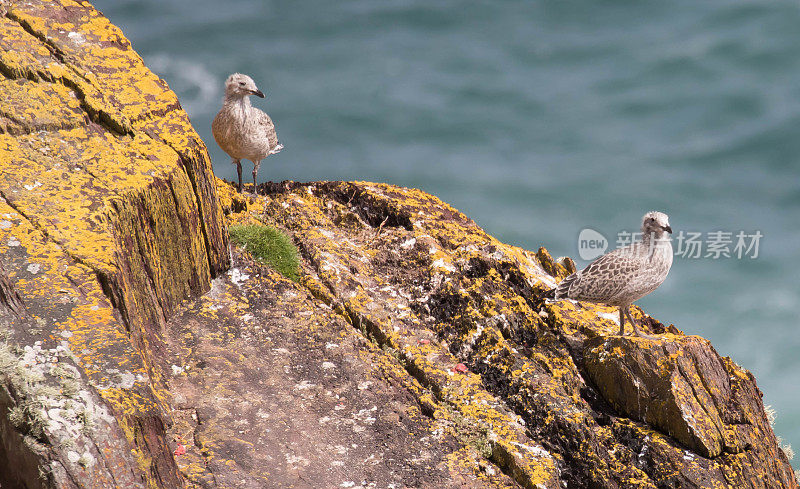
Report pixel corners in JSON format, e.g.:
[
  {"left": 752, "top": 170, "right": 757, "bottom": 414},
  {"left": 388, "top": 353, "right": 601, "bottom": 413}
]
[
  {"left": 0, "top": 1, "right": 797, "bottom": 488},
  {"left": 0, "top": 1, "right": 227, "bottom": 488},
  {"left": 584, "top": 335, "right": 751, "bottom": 460},
  {"left": 212, "top": 181, "right": 796, "bottom": 489}
]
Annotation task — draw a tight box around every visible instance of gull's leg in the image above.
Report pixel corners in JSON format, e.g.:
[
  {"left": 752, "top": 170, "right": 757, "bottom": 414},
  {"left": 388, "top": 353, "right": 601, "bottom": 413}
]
[
  {"left": 618, "top": 307, "right": 626, "bottom": 335},
  {"left": 625, "top": 307, "right": 640, "bottom": 336},
  {"left": 626, "top": 307, "right": 656, "bottom": 339},
  {"left": 234, "top": 159, "right": 243, "bottom": 193},
  {"left": 252, "top": 160, "right": 261, "bottom": 195}
]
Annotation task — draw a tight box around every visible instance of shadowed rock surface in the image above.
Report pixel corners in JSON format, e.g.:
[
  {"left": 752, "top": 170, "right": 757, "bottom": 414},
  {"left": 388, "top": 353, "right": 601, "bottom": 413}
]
[{"left": 0, "top": 1, "right": 797, "bottom": 488}]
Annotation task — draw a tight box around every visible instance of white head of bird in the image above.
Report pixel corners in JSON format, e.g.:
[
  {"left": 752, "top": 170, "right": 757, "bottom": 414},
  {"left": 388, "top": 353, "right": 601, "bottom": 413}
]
[
  {"left": 641, "top": 211, "right": 673, "bottom": 240},
  {"left": 224, "top": 73, "right": 265, "bottom": 99}
]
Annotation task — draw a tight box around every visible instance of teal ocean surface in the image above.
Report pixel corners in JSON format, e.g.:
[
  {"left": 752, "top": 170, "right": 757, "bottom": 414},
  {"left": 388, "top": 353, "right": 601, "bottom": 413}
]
[{"left": 95, "top": 0, "right": 800, "bottom": 464}]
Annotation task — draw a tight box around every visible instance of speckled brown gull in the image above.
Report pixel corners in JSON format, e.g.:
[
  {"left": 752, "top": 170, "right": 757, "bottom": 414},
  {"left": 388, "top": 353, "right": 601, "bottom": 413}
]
[
  {"left": 542, "top": 211, "right": 673, "bottom": 336},
  {"left": 212, "top": 73, "right": 283, "bottom": 195}
]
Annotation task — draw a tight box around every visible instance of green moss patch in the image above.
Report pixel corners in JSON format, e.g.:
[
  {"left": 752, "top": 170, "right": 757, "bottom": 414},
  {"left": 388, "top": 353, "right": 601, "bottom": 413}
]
[{"left": 229, "top": 224, "right": 300, "bottom": 281}]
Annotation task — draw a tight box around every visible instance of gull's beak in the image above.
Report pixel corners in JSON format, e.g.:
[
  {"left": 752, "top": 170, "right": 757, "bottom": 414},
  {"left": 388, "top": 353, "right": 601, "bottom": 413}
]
[
  {"left": 664, "top": 225, "right": 673, "bottom": 234},
  {"left": 252, "top": 89, "right": 265, "bottom": 98}
]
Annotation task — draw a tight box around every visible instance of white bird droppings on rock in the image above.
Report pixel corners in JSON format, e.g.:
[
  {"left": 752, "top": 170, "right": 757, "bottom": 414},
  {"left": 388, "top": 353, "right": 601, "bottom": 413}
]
[
  {"left": 285, "top": 453, "right": 310, "bottom": 467},
  {"left": 294, "top": 380, "right": 316, "bottom": 391},
  {"left": 118, "top": 371, "right": 136, "bottom": 389},
  {"left": 67, "top": 31, "right": 85, "bottom": 45},
  {"left": 228, "top": 268, "right": 250, "bottom": 286},
  {"left": 400, "top": 237, "right": 416, "bottom": 249},
  {"left": 597, "top": 311, "right": 620, "bottom": 325},
  {"left": 432, "top": 258, "right": 456, "bottom": 272}
]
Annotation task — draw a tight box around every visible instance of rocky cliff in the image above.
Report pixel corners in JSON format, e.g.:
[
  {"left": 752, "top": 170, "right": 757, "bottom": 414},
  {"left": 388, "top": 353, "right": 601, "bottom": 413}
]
[
  {"left": 0, "top": 1, "right": 797, "bottom": 488},
  {"left": 0, "top": 0, "right": 227, "bottom": 487}
]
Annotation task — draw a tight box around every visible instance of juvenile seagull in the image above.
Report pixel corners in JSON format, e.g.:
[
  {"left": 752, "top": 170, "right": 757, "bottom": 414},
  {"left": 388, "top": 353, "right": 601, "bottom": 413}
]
[
  {"left": 542, "top": 211, "right": 673, "bottom": 336},
  {"left": 212, "top": 73, "right": 283, "bottom": 195}
]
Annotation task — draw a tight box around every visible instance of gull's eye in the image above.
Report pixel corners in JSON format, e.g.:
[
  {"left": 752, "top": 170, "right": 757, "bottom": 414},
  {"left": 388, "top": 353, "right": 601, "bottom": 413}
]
[{"left": 239, "top": 81, "right": 245, "bottom": 86}]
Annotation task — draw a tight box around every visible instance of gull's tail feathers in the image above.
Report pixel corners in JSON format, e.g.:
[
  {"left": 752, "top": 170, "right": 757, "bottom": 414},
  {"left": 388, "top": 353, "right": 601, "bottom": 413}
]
[{"left": 270, "top": 142, "right": 284, "bottom": 155}]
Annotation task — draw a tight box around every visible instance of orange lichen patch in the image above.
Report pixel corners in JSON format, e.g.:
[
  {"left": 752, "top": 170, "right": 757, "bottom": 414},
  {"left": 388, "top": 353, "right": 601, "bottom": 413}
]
[
  {"left": 214, "top": 176, "right": 251, "bottom": 217},
  {"left": 99, "top": 387, "right": 161, "bottom": 418},
  {"left": 1, "top": 124, "right": 214, "bottom": 341},
  {"left": 0, "top": 194, "right": 159, "bottom": 397},
  {"left": 3, "top": 0, "right": 221, "bottom": 221},
  {"left": 0, "top": 197, "right": 171, "bottom": 487},
  {"left": 1, "top": 133, "right": 116, "bottom": 269},
  {"left": 544, "top": 299, "right": 621, "bottom": 337},
  {"left": 0, "top": 16, "right": 55, "bottom": 79},
  {"left": 444, "top": 447, "right": 521, "bottom": 488},
  {"left": 8, "top": 1, "right": 165, "bottom": 127},
  {"left": 0, "top": 200, "right": 106, "bottom": 327},
  {"left": 2, "top": 0, "right": 227, "bottom": 262},
  {"left": 0, "top": 78, "right": 85, "bottom": 134}
]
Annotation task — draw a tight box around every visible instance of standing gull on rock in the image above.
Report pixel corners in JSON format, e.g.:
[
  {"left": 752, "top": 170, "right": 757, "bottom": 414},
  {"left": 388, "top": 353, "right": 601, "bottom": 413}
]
[
  {"left": 212, "top": 73, "right": 283, "bottom": 194},
  {"left": 541, "top": 211, "right": 673, "bottom": 336}
]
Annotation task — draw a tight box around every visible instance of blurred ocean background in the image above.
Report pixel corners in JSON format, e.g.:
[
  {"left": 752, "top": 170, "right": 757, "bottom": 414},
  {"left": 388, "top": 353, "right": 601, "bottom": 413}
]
[{"left": 93, "top": 0, "right": 799, "bottom": 464}]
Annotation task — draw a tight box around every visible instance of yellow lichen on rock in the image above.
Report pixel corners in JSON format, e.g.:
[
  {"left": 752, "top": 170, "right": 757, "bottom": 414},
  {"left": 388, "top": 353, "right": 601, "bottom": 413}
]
[{"left": 1, "top": 1, "right": 228, "bottom": 487}]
